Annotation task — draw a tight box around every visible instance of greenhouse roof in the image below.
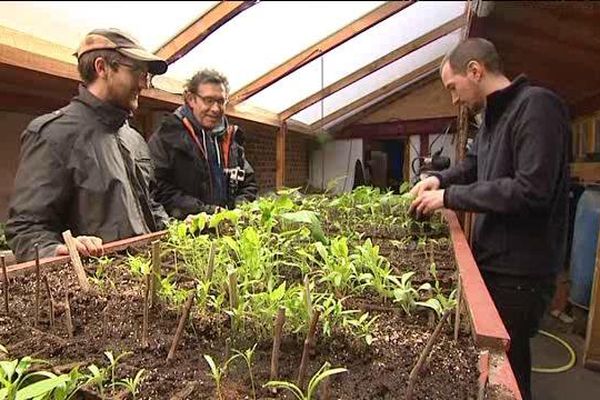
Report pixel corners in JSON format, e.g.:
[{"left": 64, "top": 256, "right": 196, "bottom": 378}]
[{"left": 0, "top": 1, "right": 469, "bottom": 131}]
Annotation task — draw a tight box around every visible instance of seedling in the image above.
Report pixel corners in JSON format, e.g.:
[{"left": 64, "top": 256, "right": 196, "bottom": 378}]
[
  {"left": 233, "top": 344, "right": 257, "bottom": 400},
  {"left": 203, "top": 353, "right": 240, "bottom": 400},
  {"left": 264, "top": 361, "right": 348, "bottom": 400},
  {"left": 113, "top": 368, "right": 146, "bottom": 400}
]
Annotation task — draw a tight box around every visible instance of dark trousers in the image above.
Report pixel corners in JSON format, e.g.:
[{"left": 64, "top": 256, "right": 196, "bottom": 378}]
[{"left": 481, "top": 271, "right": 556, "bottom": 400}]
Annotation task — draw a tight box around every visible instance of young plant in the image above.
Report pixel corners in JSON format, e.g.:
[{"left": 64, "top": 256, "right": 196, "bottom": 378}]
[
  {"left": 85, "top": 364, "right": 108, "bottom": 398},
  {"left": 113, "top": 368, "right": 146, "bottom": 400},
  {"left": 233, "top": 344, "right": 257, "bottom": 400},
  {"left": 342, "top": 312, "right": 379, "bottom": 345},
  {"left": 264, "top": 361, "right": 347, "bottom": 400},
  {"left": 203, "top": 353, "right": 240, "bottom": 400},
  {"left": 389, "top": 272, "right": 420, "bottom": 315},
  {"left": 89, "top": 255, "right": 114, "bottom": 289},
  {"left": 104, "top": 350, "right": 132, "bottom": 389},
  {"left": 126, "top": 254, "right": 151, "bottom": 278}
]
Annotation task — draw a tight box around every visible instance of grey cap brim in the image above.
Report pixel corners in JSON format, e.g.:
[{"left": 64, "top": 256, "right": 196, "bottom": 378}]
[{"left": 118, "top": 47, "right": 168, "bottom": 75}]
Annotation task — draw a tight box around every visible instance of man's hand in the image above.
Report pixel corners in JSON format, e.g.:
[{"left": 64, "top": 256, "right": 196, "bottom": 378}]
[
  {"left": 409, "top": 189, "right": 445, "bottom": 218},
  {"left": 183, "top": 207, "right": 224, "bottom": 225},
  {"left": 409, "top": 176, "right": 440, "bottom": 198},
  {"left": 55, "top": 235, "right": 103, "bottom": 257},
  {"left": 408, "top": 176, "right": 442, "bottom": 218}
]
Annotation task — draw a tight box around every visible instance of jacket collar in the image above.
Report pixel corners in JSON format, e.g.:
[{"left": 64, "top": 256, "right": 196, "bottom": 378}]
[
  {"left": 180, "top": 104, "right": 230, "bottom": 139},
  {"left": 484, "top": 74, "right": 529, "bottom": 126},
  {"left": 73, "top": 84, "right": 131, "bottom": 130}
]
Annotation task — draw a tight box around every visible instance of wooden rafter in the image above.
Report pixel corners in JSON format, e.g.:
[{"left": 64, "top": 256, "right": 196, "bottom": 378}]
[
  {"left": 279, "top": 15, "right": 464, "bottom": 120},
  {"left": 0, "top": 41, "right": 312, "bottom": 134},
  {"left": 275, "top": 122, "right": 287, "bottom": 188},
  {"left": 331, "top": 73, "right": 439, "bottom": 133},
  {"left": 309, "top": 56, "right": 443, "bottom": 130},
  {"left": 155, "top": 1, "right": 257, "bottom": 65},
  {"left": 228, "top": 1, "right": 415, "bottom": 106}
]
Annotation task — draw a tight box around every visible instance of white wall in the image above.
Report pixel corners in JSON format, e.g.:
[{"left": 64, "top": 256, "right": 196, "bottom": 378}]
[{"left": 309, "top": 138, "right": 363, "bottom": 193}]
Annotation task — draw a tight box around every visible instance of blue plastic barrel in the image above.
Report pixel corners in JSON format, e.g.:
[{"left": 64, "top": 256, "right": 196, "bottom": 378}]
[{"left": 569, "top": 186, "right": 600, "bottom": 308}]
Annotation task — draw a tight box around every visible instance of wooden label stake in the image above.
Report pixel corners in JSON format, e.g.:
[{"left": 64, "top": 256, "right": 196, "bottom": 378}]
[{"left": 61, "top": 230, "right": 90, "bottom": 293}]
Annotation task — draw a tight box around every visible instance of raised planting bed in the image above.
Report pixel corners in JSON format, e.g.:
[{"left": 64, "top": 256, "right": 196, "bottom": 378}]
[{"left": 1, "top": 187, "right": 520, "bottom": 399}]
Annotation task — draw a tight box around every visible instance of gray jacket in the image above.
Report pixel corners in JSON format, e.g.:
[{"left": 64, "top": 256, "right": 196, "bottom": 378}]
[{"left": 6, "top": 85, "right": 168, "bottom": 262}]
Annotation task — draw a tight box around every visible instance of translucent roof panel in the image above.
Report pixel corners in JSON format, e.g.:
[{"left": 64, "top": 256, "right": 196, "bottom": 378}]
[
  {"left": 247, "top": 1, "right": 465, "bottom": 113},
  {"left": 0, "top": 1, "right": 218, "bottom": 53},
  {"left": 165, "top": 1, "right": 386, "bottom": 93},
  {"left": 293, "top": 29, "right": 462, "bottom": 126}
]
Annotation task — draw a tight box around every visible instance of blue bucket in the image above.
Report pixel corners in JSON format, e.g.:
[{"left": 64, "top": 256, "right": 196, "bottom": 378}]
[{"left": 569, "top": 187, "right": 600, "bottom": 308}]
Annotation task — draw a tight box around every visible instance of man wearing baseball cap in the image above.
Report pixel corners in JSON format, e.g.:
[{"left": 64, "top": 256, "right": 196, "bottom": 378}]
[{"left": 6, "top": 28, "right": 169, "bottom": 262}]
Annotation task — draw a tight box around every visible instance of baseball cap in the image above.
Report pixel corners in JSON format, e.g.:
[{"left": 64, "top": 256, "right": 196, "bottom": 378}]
[{"left": 74, "top": 28, "right": 168, "bottom": 75}]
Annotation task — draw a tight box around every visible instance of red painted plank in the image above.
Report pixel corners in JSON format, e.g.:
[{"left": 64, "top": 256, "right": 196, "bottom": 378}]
[
  {"left": 6, "top": 230, "right": 167, "bottom": 278},
  {"left": 488, "top": 350, "right": 523, "bottom": 400},
  {"left": 443, "top": 209, "right": 510, "bottom": 350}
]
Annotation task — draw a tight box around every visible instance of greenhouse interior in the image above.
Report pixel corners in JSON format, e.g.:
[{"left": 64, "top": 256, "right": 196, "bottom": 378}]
[{"left": 0, "top": 1, "right": 600, "bottom": 399}]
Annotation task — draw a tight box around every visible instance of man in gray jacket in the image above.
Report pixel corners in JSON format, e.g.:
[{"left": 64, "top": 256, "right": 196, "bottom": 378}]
[{"left": 6, "top": 28, "right": 169, "bottom": 262}]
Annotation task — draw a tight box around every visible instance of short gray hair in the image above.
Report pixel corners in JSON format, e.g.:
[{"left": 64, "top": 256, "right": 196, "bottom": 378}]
[{"left": 185, "top": 68, "right": 230, "bottom": 95}]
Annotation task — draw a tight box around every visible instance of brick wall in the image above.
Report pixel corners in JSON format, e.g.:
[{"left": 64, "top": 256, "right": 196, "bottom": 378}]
[
  {"left": 235, "top": 119, "right": 311, "bottom": 192},
  {"left": 285, "top": 134, "right": 310, "bottom": 189},
  {"left": 243, "top": 128, "right": 277, "bottom": 192}
]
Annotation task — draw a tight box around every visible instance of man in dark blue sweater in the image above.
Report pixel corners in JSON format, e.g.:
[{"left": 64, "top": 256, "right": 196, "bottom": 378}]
[{"left": 410, "top": 38, "right": 569, "bottom": 400}]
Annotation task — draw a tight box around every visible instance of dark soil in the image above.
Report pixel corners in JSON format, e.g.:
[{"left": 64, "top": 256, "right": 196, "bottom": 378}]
[{"left": 0, "top": 239, "right": 478, "bottom": 399}]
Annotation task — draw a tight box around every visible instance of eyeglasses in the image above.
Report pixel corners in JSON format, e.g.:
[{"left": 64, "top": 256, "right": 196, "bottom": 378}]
[
  {"left": 193, "top": 94, "right": 228, "bottom": 108},
  {"left": 111, "top": 59, "right": 150, "bottom": 86}
]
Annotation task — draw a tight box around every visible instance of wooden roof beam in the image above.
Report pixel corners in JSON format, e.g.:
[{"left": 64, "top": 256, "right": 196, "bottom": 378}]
[
  {"left": 229, "top": 1, "right": 415, "bottom": 106},
  {"left": 309, "top": 56, "right": 443, "bottom": 131},
  {"left": 279, "top": 15, "right": 464, "bottom": 120},
  {"left": 0, "top": 41, "right": 312, "bottom": 134},
  {"left": 155, "top": 1, "right": 257, "bottom": 65}
]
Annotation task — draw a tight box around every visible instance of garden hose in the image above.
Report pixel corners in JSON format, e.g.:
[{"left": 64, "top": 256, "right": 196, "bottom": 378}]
[{"left": 531, "top": 329, "right": 577, "bottom": 373}]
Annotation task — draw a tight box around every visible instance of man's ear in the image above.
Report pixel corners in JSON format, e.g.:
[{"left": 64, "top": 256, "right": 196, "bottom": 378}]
[
  {"left": 467, "top": 60, "right": 483, "bottom": 81},
  {"left": 94, "top": 57, "right": 110, "bottom": 79},
  {"left": 183, "top": 90, "right": 194, "bottom": 105}
]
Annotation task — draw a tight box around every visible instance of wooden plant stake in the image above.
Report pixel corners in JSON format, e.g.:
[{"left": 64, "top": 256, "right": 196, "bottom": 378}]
[
  {"left": 454, "top": 275, "right": 462, "bottom": 342},
  {"left": 64, "top": 291, "right": 74, "bottom": 338},
  {"left": 142, "top": 274, "right": 150, "bottom": 348},
  {"left": 206, "top": 241, "right": 216, "bottom": 282},
  {"left": 35, "top": 243, "right": 41, "bottom": 327},
  {"left": 43, "top": 276, "right": 55, "bottom": 329},
  {"left": 224, "top": 337, "right": 232, "bottom": 361},
  {"left": 228, "top": 271, "right": 238, "bottom": 310},
  {"left": 167, "top": 291, "right": 195, "bottom": 361},
  {"left": 1, "top": 255, "right": 9, "bottom": 314},
  {"left": 406, "top": 310, "right": 451, "bottom": 400},
  {"left": 150, "top": 240, "right": 161, "bottom": 308},
  {"left": 270, "top": 307, "right": 286, "bottom": 387},
  {"left": 304, "top": 275, "right": 313, "bottom": 320},
  {"left": 297, "top": 309, "right": 321, "bottom": 389},
  {"left": 61, "top": 230, "right": 90, "bottom": 293}
]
